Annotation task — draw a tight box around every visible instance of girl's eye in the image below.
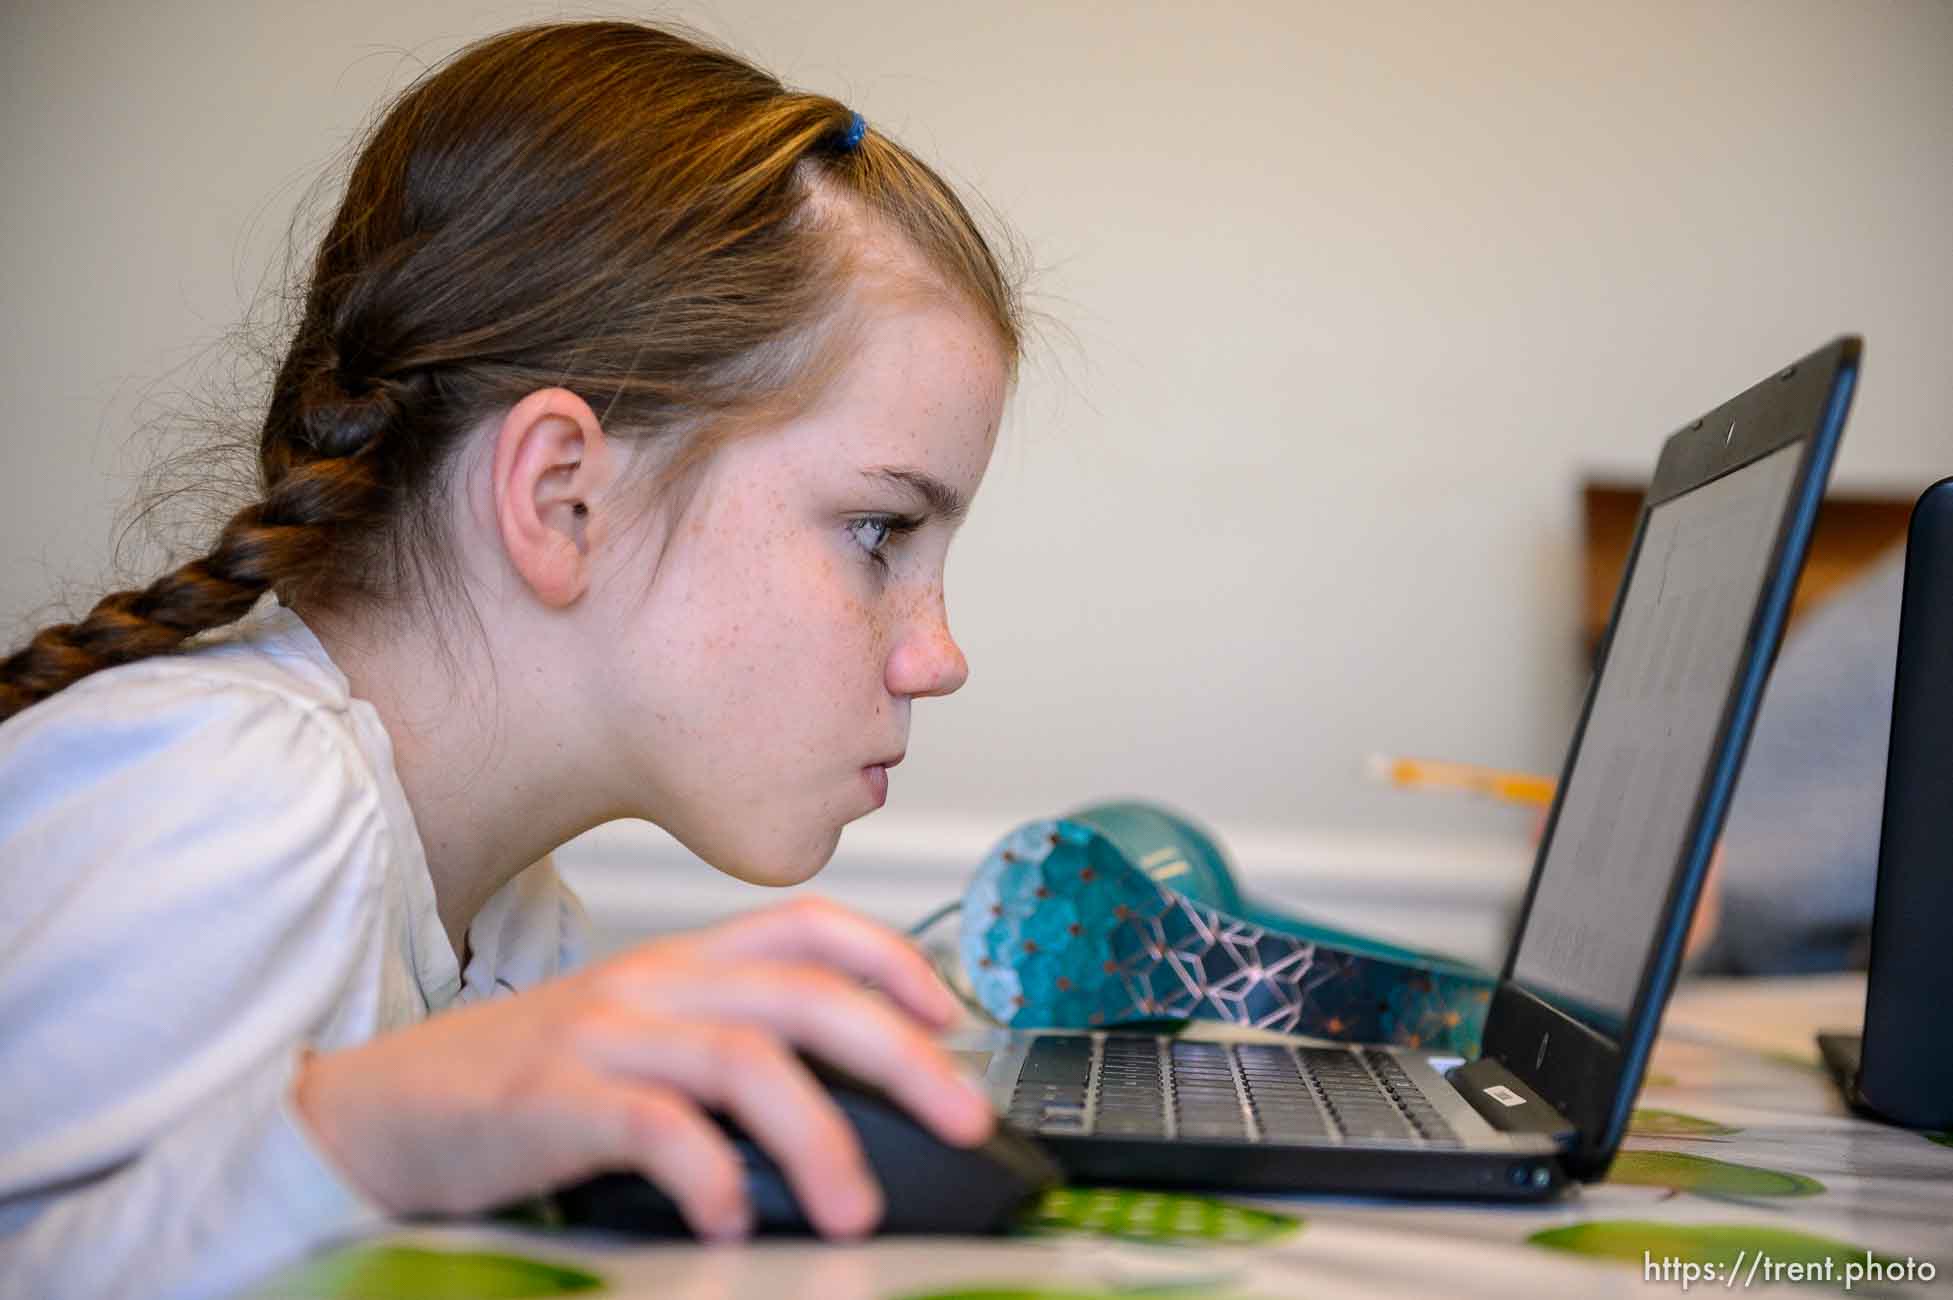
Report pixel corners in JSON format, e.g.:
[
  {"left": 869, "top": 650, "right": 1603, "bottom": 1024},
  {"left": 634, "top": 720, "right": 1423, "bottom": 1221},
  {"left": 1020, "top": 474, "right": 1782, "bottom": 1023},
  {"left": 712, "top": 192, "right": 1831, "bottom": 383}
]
[{"left": 847, "top": 514, "right": 920, "bottom": 569}]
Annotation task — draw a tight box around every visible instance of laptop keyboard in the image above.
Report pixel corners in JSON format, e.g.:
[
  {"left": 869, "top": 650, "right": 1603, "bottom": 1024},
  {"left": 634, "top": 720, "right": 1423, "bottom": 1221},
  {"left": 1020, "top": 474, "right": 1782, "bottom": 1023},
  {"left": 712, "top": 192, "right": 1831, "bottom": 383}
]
[{"left": 1006, "top": 1034, "right": 1460, "bottom": 1146}]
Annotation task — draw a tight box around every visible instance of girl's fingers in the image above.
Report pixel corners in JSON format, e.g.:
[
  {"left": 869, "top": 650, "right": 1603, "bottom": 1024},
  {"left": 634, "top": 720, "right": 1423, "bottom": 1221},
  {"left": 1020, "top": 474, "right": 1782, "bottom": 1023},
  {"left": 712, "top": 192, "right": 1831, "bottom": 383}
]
[
  {"left": 577, "top": 1075, "right": 751, "bottom": 1240},
  {"left": 575, "top": 1011, "right": 882, "bottom": 1238},
  {"left": 694, "top": 898, "right": 962, "bottom": 1029},
  {"left": 561, "top": 902, "right": 993, "bottom": 1241},
  {"left": 628, "top": 961, "right": 993, "bottom": 1148}
]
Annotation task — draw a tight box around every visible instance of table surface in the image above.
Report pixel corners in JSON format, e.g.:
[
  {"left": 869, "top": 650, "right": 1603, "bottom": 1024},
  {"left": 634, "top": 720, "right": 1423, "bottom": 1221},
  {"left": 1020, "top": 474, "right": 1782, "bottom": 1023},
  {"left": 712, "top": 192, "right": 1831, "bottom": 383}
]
[{"left": 256, "top": 974, "right": 1953, "bottom": 1299}]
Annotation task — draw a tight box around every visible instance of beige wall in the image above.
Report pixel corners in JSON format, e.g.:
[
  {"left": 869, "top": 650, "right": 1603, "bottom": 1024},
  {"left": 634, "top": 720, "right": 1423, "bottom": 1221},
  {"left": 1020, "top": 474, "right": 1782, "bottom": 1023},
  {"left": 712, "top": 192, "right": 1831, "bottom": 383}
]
[{"left": 5, "top": 1, "right": 1950, "bottom": 872}]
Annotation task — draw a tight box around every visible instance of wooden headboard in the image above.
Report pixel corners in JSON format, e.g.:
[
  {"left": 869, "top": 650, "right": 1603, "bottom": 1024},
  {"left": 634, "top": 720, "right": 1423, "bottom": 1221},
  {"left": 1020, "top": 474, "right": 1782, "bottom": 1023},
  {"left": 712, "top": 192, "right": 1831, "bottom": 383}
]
[{"left": 1580, "top": 481, "right": 1913, "bottom": 662}]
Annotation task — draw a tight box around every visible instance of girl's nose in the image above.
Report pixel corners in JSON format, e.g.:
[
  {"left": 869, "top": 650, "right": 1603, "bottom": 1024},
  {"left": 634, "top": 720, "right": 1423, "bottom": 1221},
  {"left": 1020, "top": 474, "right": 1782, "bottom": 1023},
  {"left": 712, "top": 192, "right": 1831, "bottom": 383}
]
[{"left": 886, "top": 596, "right": 969, "bottom": 700}]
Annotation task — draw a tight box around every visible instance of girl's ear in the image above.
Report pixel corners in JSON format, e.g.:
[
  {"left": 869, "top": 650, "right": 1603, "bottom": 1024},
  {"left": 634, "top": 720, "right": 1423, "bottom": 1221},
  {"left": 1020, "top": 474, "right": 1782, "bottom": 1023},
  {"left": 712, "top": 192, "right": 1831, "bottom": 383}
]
[{"left": 490, "top": 387, "right": 615, "bottom": 608}]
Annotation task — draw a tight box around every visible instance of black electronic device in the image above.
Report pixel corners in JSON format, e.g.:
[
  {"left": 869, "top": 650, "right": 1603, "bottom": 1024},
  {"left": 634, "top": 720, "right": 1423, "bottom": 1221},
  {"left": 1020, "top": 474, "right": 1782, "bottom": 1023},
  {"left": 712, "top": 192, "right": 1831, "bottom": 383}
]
[
  {"left": 540, "top": 1056, "right": 1061, "bottom": 1237},
  {"left": 1816, "top": 476, "right": 1953, "bottom": 1131}
]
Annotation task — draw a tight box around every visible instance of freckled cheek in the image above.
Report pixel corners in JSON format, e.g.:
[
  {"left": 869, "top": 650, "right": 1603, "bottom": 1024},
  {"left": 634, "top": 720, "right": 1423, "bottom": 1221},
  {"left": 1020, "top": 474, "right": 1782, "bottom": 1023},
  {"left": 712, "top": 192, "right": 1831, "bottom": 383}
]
[
  {"left": 816, "top": 576, "right": 912, "bottom": 703},
  {"left": 833, "top": 595, "right": 894, "bottom": 687},
  {"left": 717, "top": 548, "right": 878, "bottom": 685}
]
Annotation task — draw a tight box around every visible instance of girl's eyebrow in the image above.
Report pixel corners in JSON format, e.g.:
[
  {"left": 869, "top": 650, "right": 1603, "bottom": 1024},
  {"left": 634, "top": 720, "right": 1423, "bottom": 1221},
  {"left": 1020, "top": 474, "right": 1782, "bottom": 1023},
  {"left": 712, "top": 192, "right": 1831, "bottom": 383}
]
[{"left": 861, "top": 466, "right": 968, "bottom": 523}]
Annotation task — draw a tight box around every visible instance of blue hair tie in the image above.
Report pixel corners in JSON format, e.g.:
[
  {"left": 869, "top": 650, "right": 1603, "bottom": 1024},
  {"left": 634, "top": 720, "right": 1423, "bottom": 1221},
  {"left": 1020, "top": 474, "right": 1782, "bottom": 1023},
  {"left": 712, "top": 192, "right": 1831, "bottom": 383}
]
[{"left": 837, "top": 110, "right": 866, "bottom": 153}]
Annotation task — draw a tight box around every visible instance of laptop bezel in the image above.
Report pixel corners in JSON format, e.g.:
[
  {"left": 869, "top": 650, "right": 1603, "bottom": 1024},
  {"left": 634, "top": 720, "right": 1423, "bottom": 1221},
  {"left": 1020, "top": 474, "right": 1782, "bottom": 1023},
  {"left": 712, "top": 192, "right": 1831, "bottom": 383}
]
[{"left": 1479, "top": 336, "right": 1861, "bottom": 1180}]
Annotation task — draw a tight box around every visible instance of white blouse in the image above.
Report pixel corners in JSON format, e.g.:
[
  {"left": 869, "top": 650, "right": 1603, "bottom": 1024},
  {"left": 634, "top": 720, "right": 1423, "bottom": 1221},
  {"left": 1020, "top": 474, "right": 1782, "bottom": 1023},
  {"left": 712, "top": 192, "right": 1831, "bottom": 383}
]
[{"left": 0, "top": 599, "right": 589, "bottom": 1299}]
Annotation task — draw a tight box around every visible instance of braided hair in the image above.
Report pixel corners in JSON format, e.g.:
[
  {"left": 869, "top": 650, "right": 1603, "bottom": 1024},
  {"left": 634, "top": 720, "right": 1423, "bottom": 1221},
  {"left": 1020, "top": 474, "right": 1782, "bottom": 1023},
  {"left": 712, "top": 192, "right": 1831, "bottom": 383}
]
[{"left": 0, "top": 20, "right": 1022, "bottom": 725}]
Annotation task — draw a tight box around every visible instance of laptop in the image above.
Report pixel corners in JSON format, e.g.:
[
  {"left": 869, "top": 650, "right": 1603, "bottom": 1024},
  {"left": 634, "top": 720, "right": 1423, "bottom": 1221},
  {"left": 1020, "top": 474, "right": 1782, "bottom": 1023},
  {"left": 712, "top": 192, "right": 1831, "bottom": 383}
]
[{"left": 971, "top": 336, "right": 1863, "bottom": 1199}]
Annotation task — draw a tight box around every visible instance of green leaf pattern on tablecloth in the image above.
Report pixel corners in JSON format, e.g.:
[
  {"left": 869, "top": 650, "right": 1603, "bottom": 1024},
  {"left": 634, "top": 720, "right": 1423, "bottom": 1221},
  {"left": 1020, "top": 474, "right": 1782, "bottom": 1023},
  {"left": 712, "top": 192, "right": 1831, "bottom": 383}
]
[
  {"left": 1761, "top": 1048, "right": 1829, "bottom": 1074},
  {"left": 1530, "top": 1220, "right": 1905, "bottom": 1281},
  {"left": 1606, "top": 1150, "right": 1823, "bottom": 1196},
  {"left": 894, "top": 1280, "right": 1249, "bottom": 1288},
  {"left": 1017, "top": 1186, "right": 1301, "bottom": 1245},
  {"left": 1628, "top": 1108, "right": 1740, "bottom": 1138},
  {"left": 248, "top": 1244, "right": 603, "bottom": 1298}
]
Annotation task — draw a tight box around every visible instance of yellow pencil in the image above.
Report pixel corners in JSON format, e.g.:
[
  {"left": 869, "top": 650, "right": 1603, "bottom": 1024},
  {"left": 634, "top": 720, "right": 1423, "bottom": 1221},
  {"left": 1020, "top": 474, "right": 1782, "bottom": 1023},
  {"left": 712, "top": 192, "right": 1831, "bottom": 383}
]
[{"left": 1365, "top": 753, "right": 1556, "bottom": 807}]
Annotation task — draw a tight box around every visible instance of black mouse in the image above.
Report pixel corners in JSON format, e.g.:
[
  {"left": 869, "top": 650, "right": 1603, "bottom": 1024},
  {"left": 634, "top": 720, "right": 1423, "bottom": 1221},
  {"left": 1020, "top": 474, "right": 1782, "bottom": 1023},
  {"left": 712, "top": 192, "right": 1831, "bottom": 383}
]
[{"left": 540, "top": 1059, "right": 1062, "bottom": 1237}]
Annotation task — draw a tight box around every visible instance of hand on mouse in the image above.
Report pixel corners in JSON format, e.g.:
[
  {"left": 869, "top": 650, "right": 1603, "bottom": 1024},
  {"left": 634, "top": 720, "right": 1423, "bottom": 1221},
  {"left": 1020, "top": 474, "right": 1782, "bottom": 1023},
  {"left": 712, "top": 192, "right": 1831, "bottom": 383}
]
[{"left": 292, "top": 897, "right": 994, "bottom": 1241}]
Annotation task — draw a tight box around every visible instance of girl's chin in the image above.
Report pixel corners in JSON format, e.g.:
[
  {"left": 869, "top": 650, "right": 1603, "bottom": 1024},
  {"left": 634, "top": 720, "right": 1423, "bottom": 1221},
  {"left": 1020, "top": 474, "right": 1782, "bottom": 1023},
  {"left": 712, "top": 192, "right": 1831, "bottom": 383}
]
[{"left": 700, "top": 824, "right": 844, "bottom": 888}]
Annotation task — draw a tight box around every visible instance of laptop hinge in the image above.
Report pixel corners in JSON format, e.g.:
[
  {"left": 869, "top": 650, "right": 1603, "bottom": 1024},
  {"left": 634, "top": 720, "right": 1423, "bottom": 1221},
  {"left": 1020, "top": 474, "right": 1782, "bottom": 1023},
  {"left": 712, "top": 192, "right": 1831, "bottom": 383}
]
[{"left": 1446, "top": 1058, "right": 1578, "bottom": 1150}]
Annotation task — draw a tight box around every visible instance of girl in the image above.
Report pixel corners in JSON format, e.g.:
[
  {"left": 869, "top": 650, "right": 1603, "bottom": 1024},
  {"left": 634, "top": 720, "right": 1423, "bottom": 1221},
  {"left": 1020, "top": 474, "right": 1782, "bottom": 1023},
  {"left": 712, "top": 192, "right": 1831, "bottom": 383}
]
[{"left": 0, "top": 20, "right": 1019, "bottom": 1299}]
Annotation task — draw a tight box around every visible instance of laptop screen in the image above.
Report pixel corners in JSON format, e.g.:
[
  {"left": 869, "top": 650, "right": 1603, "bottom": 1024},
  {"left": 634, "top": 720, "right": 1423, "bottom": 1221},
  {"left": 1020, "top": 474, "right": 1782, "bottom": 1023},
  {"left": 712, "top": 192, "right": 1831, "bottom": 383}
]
[{"left": 1509, "top": 441, "right": 1804, "bottom": 1034}]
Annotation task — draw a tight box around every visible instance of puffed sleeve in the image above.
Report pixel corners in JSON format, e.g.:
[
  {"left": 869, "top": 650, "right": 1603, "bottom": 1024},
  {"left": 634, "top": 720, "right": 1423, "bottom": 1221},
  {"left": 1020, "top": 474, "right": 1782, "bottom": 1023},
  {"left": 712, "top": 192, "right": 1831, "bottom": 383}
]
[{"left": 0, "top": 669, "right": 396, "bottom": 1299}]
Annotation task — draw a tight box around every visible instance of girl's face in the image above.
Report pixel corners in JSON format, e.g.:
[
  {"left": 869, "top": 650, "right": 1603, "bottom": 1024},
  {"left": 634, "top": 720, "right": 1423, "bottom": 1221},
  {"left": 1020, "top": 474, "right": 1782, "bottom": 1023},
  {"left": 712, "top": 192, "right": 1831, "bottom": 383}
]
[{"left": 590, "top": 286, "right": 1009, "bottom": 884}]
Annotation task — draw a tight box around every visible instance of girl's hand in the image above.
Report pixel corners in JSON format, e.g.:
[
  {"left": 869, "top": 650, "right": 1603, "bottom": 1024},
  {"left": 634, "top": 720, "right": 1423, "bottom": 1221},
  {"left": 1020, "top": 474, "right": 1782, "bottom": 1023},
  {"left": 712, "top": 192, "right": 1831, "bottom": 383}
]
[{"left": 292, "top": 897, "right": 991, "bottom": 1240}]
